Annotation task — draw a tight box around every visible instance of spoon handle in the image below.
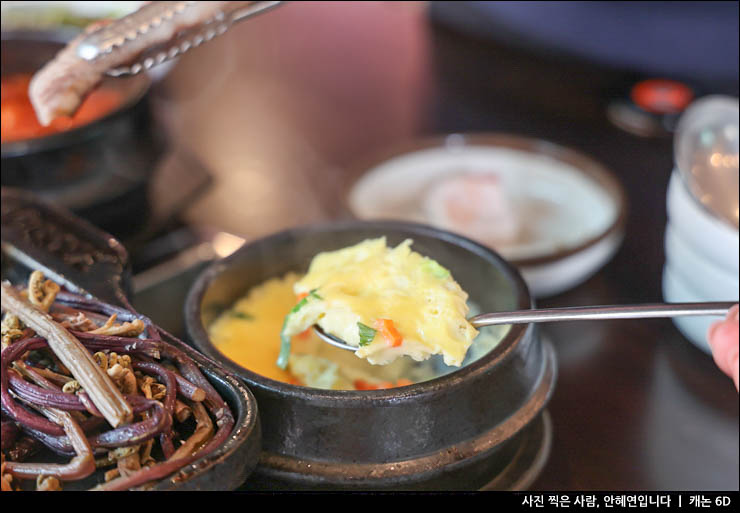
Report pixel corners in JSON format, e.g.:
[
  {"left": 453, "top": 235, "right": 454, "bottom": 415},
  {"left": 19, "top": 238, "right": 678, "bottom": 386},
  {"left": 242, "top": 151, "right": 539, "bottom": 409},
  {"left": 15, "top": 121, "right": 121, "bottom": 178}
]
[{"left": 469, "top": 302, "right": 736, "bottom": 327}]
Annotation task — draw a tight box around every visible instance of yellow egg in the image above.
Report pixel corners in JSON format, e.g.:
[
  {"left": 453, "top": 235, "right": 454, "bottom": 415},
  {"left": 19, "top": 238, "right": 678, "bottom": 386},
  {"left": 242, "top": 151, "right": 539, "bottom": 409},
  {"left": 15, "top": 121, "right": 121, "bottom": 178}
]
[
  {"left": 208, "top": 270, "right": 440, "bottom": 389},
  {"left": 282, "top": 238, "right": 478, "bottom": 367},
  {"left": 208, "top": 273, "right": 304, "bottom": 383}
]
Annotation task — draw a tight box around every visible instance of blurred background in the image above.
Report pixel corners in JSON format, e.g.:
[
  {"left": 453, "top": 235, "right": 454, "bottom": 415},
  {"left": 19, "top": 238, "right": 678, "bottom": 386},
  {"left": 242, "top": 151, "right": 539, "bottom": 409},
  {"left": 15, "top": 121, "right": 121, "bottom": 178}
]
[
  {"left": 2, "top": 1, "right": 738, "bottom": 260},
  {"left": 4, "top": 1, "right": 736, "bottom": 237}
]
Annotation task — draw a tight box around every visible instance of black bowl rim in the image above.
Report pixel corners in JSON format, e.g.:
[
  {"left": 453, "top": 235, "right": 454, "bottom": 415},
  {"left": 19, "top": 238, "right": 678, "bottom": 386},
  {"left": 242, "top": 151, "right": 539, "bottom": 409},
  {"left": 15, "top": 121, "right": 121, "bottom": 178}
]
[
  {"left": 185, "top": 219, "right": 534, "bottom": 403},
  {"left": 147, "top": 329, "right": 261, "bottom": 491},
  {"left": 1, "top": 29, "right": 151, "bottom": 157}
]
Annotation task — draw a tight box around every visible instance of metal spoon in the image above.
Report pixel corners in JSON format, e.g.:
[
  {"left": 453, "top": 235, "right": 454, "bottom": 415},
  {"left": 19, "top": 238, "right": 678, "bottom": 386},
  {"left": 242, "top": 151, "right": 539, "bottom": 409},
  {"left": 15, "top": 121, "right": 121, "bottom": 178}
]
[{"left": 314, "top": 302, "right": 736, "bottom": 351}]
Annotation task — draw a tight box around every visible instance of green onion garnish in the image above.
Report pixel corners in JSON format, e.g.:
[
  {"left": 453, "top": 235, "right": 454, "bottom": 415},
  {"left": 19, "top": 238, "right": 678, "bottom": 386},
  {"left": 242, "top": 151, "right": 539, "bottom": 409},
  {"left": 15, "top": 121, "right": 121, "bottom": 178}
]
[
  {"left": 357, "top": 322, "right": 377, "bottom": 346},
  {"left": 277, "top": 289, "right": 324, "bottom": 369},
  {"left": 421, "top": 258, "right": 450, "bottom": 279}
]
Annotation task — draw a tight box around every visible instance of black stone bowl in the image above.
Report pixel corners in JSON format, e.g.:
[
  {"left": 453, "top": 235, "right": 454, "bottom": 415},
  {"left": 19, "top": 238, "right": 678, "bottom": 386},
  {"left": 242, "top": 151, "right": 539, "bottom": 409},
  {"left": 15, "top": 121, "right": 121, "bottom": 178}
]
[
  {"left": 1, "top": 188, "right": 261, "bottom": 490},
  {"left": 185, "top": 221, "right": 557, "bottom": 490},
  {"left": 1, "top": 30, "right": 164, "bottom": 238}
]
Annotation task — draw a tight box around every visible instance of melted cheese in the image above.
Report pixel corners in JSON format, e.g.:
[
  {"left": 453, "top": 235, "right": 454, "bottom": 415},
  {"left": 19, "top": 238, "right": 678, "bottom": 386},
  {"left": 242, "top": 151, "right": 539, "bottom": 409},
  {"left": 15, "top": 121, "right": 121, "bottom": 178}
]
[{"left": 282, "top": 238, "right": 478, "bottom": 366}]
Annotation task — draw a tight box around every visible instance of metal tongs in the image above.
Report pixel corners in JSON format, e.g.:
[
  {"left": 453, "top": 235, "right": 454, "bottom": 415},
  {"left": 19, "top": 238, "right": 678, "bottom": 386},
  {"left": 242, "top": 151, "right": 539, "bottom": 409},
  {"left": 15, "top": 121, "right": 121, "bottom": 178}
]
[{"left": 75, "top": 1, "right": 283, "bottom": 77}]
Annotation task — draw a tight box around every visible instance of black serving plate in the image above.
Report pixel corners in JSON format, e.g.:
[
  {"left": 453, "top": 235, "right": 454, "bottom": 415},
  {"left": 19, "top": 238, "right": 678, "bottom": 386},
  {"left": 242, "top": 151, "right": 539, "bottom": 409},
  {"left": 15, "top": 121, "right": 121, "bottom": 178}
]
[{"left": 1, "top": 187, "right": 261, "bottom": 491}]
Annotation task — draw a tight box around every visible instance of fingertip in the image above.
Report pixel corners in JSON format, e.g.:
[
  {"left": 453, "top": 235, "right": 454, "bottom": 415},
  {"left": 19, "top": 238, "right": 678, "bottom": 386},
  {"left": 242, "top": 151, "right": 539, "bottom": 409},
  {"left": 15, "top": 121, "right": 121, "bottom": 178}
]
[
  {"left": 709, "top": 321, "right": 740, "bottom": 379},
  {"left": 706, "top": 320, "right": 722, "bottom": 348},
  {"left": 728, "top": 304, "right": 739, "bottom": 323}
]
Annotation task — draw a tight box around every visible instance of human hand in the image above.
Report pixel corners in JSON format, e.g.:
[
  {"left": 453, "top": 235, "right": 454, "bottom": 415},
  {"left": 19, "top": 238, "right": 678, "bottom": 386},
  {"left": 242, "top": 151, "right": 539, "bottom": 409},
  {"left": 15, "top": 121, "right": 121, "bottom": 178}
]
[{"left": 707, "top": 304, "right": 739, "bottom": 391}]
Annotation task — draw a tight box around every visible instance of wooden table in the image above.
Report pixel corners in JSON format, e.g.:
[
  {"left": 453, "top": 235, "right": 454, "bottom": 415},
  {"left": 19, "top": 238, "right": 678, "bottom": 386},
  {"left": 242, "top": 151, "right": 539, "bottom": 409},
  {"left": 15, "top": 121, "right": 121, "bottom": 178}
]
[{"left": 154, "top": 1, "right": 739, "bottom": 491}]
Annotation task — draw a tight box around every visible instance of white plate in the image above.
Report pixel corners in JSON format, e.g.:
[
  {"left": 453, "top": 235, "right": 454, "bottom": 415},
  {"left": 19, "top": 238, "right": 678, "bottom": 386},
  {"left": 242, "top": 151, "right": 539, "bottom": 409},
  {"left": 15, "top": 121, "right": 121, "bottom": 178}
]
[{"left": 346, "top": 134, "right": 627, "bottom": 297}]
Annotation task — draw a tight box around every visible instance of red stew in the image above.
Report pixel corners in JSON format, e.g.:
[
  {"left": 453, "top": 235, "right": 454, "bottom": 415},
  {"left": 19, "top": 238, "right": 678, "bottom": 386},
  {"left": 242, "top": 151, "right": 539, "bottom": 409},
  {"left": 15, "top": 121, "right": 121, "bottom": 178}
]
[{"left": 1, "top": 73, "right": 122, "bottom": 143}]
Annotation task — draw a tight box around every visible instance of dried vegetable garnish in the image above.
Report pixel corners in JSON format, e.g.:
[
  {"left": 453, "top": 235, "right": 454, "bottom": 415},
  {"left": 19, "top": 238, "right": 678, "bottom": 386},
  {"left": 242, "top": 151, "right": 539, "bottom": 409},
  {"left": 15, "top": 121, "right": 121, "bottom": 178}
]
[{"left": 1, "top": 272, "right": 234, "bottom": 491}]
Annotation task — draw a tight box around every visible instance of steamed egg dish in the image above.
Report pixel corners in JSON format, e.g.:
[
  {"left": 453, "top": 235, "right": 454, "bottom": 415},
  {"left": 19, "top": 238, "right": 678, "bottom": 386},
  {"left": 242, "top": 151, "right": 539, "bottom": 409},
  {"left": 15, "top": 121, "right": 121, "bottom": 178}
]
[
  {"left": 279, "top": 238, "right": 478, "bottom": 367},
  {"left": 209, "top": 238, "right": 500, "bottom": 390}
]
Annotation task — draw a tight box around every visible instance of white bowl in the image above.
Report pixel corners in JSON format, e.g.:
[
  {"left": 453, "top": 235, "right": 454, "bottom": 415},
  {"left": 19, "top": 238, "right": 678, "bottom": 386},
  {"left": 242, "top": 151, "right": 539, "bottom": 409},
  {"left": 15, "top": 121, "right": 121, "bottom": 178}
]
[
  {"left": 346, "top": 134, "right": 627, "bottom": 298},
  {"left": 663, "top": 170, "right": 739, "bottom": 352},
  {"left": 666, "top": 171, "right": 739, "bottom": 274},
  {"left": 517, "top": 230, "right": 625, "bottom": 298},
  {"left": 664, "top": 224, "right": 739, "bottom": 301}
]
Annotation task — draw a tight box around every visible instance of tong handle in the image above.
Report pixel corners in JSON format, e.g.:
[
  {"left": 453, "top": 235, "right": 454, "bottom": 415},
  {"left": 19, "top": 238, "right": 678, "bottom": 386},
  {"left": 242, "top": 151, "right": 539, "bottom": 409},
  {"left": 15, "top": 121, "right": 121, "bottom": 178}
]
[
  {"left": 76, "top": 1, "right": 283, "bottom": 77},
  {"left": 77, "top": 1, "right": 200, "bottom": 61}
]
